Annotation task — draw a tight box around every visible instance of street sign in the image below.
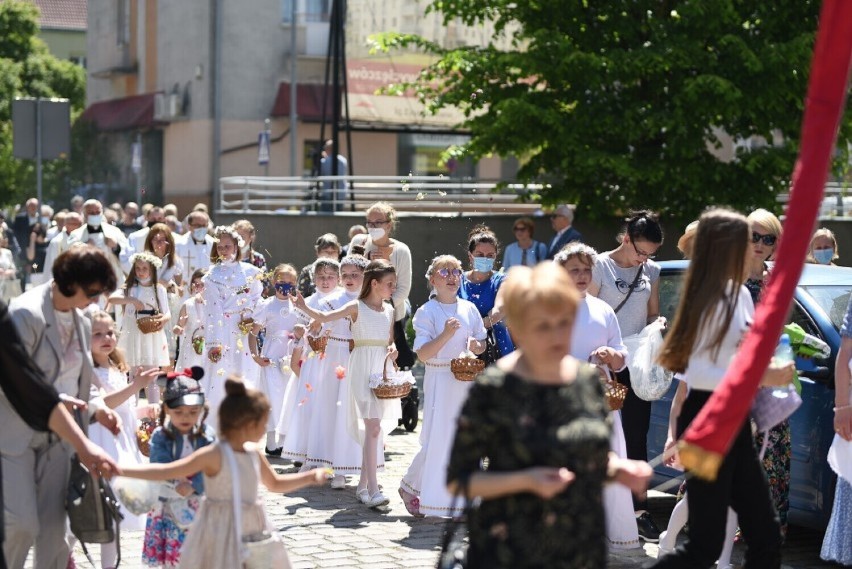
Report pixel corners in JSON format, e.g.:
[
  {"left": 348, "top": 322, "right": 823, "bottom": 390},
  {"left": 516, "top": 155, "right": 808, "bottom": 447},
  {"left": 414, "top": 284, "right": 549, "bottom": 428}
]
[
  {"left": 12, "top": 98, "right": 70, "bottom": 159},
  {"left": 258, "top": 129, "right": 270, "bottom": 166}
]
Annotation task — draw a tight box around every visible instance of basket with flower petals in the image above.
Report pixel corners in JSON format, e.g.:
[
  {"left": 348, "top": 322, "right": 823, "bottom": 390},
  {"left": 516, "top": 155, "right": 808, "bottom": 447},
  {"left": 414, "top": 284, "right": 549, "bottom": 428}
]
[
  {"left": 450, "top": 352, "right": 486, "bottom": 382},
  {"left": 136, "top": 417, "right": 159, "bottom": 457}
]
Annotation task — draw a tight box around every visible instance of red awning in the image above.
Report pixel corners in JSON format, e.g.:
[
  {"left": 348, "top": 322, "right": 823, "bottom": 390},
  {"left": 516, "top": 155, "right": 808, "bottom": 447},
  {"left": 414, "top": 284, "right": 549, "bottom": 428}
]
[
  {"left": 270, "top": 83, "right": 336, "bottom": 122},
  {"left": 78, "top": 93, "right": 163, "bottom": 132}
]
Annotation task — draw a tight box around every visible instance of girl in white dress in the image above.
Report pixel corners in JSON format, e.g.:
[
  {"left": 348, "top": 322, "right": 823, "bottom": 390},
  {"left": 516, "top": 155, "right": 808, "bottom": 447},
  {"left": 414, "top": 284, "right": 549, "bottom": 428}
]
[
  {"left": 280, "top": 258, "right": 340, "bottom": 464},
  {"left": 294, "top": 259, "right": 400, "bottom": 508},
  {"left": 304, "top": 255, "right": 375, "bottom": 488},
  {"left": 89, "top": 310, "right": 158, "bottom": 568},
  {"left": 556, "top": 243, "right": 641, "bottom": 551},
  {"left": 202, "top": 226, "right": 264, "bottom": 426},
  {"left": 119, "top": 378, "right": 327, "bottom": 569},
  {"left": 145, "top": 223, "right": 185, "bottom": 365},
  {"left": 110, "top": 251, "right": 172, "bottom": 402},
  {"left": 399, "top": 255, "right": 486, "bottom": 518},
  {"left": 173, "top": 269, "right": 208, "bottom": 381},
  {"left": 249, "top": 264, "right": 302, "bottom": 455}
]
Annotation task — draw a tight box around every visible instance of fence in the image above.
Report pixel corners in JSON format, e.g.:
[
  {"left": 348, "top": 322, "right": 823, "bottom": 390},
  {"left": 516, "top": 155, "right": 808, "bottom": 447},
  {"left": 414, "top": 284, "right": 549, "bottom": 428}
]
[{"left": 218, "top": 175, "right": 546, "bottom": 216}]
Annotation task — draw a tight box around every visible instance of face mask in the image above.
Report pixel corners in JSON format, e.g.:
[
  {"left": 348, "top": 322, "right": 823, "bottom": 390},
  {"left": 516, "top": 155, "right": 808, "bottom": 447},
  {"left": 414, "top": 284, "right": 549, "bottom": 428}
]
[
  {"left": 472, "top": 257, "right": 495, "bottom": 273},
  {"left": 241, "top": 244, "right": 251, "bottom": 255},
  {"left": 813, "top": 249, "right": 834, "bottom": 265},
  {"left": 368, "top": 227, "right": 386, "bottom": 240},
  {"left": 192, "top": 228, "right": 208, "bottom": 242},
  {"left": 40, "top": 216, "right": 50, "bottom": 226},
  {"left": 87, "top": 214, "right": 103, "bottom": 228},
  {"left": 274, "top": 283, "right": 294, "bottom": 296},
  {"left": 137, "top": 276, "right": 152, "bottom": 285}
]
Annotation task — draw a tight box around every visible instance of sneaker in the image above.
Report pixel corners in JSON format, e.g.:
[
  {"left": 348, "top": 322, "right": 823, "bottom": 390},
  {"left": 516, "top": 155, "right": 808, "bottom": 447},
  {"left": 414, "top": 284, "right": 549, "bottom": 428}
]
[
  {"left": 637, "top": 512, "right": 661, "bottom": 543},
  {"left": 365, "top": 490, "right": 390, "bottom": 508},
  {"left": 330, "top": 475, "right": 346, "bottom": 489}
]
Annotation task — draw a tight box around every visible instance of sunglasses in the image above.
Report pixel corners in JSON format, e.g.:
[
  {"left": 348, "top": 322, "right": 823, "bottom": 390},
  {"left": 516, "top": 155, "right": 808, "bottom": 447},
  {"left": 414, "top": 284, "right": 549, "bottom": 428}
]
[
  {"left": 436, "top": 268, "right": 462, "bottom": 278},
  {"left": 752, "top": 232, "right": 777, "bottom": 246},
  {"left": 513, "top": 226, "right": 529, "bottom": 232}
]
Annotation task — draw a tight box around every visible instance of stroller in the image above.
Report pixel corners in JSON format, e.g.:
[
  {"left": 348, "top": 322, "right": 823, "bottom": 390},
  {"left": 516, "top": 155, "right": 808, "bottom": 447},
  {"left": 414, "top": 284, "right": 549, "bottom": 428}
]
[{"left": 394, "top": 300, "right": 420, "bottom": 432}]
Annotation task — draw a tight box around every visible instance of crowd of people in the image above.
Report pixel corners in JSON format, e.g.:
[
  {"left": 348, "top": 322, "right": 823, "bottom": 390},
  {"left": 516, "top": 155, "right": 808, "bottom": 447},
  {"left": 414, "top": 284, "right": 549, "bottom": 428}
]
[{"left": 0, "top": 193, "right": 848, "bottom": 569}]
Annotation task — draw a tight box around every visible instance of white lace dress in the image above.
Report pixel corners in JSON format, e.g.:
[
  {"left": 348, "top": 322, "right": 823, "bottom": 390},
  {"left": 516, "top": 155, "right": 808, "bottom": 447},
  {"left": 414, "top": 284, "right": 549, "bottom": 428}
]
[
  {"left": 253, "top": 296, "right": 300, "bottom": 435},
  {"left": 118, "top": 283, "right": 171, "bottom": 368},
  {"left": 175, "top": 295, "right": 208, "bottom": 382}
]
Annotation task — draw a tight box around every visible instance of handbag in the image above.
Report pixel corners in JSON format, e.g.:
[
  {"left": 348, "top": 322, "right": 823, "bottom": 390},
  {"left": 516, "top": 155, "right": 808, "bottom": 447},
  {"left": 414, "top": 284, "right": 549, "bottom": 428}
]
[
  {"left": 221, "top": 443, "right": 286, "bottom": 569},
  {"left": 66, "top": 457, "right": 123, "bottom": 568},
  {"left": 436, "top": 492, "right": 469, "bottom": 569},
  {"left": 476, "top": 328, "right": 499, "bottom": 365},
  {"left": 751, "top": 384, "right": 802, "bottom": 432}
]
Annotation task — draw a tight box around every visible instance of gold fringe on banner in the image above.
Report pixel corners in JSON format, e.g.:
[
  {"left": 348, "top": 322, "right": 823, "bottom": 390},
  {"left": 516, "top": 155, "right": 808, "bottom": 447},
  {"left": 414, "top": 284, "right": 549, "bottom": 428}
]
[{"left": 678, "top": 442, "right": 724, "bottom": 482}]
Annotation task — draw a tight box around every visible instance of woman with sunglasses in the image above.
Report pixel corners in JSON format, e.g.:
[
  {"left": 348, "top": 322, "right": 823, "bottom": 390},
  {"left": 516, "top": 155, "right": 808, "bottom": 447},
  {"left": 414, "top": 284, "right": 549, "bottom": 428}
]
[
  {"left": 588, "top": 209, "right": 664, "bottom": 542},
  {"left": 399, "top": 255, "right": 486, "bottom": 517},
  {"left": 502, "top": 216, "right": 548, "bottom": 269},
  {"left": 745, "top": 208, "right": 792, "bottom": 538}
]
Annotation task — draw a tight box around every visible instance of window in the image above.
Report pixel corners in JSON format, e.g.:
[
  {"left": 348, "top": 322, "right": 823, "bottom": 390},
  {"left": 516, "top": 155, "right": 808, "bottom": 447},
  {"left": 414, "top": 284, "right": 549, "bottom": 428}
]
[
  {"left": 117, "top": 0, "right": 130, "bottom": 46},
  {"left": 283, "top": 0, "right": 332, "bottom": 23}
]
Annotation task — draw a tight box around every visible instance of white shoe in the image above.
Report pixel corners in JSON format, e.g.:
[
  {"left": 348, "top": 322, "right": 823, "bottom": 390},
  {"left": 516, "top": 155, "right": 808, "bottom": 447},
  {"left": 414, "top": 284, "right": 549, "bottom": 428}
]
[
  {"left": 355, "top": 488, "right": 370, "bottom": 504},
  {"left": 365, "top": 491, "right": 390, "bottom": 508},
  {"left": 330, "top": 475, "right": 346, "bottom": 489}
]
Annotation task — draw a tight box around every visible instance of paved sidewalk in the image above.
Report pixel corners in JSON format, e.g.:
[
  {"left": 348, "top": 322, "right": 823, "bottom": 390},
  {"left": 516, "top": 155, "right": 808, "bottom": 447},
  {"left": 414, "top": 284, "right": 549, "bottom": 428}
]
[{"left": 51, "top": 424, "right": 833, "bottom": 568}]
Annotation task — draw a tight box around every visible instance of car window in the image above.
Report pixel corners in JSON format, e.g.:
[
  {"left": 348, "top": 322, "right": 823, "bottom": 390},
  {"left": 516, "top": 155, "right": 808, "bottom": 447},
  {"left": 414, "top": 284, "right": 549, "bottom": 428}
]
[
  {"left": 800, "top": 285, "right": 851, "bottom": 332},
  {"left": 658, "top": 272, "right": 684, "bottom": 325}
]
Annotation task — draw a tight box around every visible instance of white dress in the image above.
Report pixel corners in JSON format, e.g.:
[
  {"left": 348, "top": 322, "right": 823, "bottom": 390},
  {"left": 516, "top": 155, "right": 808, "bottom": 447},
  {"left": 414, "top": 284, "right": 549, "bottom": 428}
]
[
  {"left": 159, "top": 256, "right": 185, "bottom": 361},
  {"left": 118, "top": 283, "right": 171, "bottom": 368},
  {"left": 303, "top": 290, "right": 380, "bottom": 473},
  {"left": 253, "top": 296, "right": 300, "bottom": 435},
  {"left": 281, "top": 290, "right": 335, "bottom": 462},
  {"left": 89, "top": 366, "right": 147, "bottom": 531},
  {"left": 202, "top": 260, "right": 264, "bottom": 425},
  {"left": 346, "top": 300, "right": 400, "bottom": 445},
  {"left": 0, "top": 248, "right": 21, "bottom": 303},
  {"left": 175, "top": 295, "right": 208, "bottom": 382},
  {"left": 401, "top": 299, "right": 486, "bottom": 517},
  {"left": 570, "top": 295, "right": 640, "bottom": 550}
]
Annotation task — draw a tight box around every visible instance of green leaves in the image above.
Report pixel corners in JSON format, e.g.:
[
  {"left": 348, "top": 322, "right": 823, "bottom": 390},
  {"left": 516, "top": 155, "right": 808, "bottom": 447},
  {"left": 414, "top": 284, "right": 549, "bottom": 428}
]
[{"left": 372, "top": 0, "right": 845, "bottom": 220}]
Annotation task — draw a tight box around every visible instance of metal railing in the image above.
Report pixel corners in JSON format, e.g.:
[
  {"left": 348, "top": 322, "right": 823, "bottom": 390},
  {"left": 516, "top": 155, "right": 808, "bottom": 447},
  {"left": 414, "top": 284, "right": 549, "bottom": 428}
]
[
  {"left": 778, "top": 182, "right": 852, "bottom": 218},
  {"left": 218, "top": 175, "right": 546, "bottom": 216}
]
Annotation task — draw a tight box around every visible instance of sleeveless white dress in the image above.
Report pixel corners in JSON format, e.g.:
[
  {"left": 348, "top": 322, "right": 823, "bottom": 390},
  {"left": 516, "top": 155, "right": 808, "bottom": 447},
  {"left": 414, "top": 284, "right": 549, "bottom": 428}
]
[
  {"left": 254, "top": 296, "right": 300, "bottom": 435},
  {"left": 118, "top": 283, "right": 171, "bottom": 368},
  {"left": 346, "top": 300, "right": 401, "bottom": 445}
]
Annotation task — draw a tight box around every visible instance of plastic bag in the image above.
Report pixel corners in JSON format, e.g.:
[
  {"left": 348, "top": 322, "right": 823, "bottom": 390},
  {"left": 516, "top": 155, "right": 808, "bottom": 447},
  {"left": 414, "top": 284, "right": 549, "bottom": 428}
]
[
  {"left": 622, "top": 320, "right": 673, "bottom": 401},
  {"left": 112, "top": 476, "right": 161, "bottom": 516}
]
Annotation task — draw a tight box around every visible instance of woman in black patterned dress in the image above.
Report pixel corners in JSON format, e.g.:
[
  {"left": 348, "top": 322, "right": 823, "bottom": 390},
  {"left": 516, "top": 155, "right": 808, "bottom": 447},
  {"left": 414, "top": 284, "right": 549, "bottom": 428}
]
[{"left": 446, "top": 263, "right": 652, "bottom": 568}]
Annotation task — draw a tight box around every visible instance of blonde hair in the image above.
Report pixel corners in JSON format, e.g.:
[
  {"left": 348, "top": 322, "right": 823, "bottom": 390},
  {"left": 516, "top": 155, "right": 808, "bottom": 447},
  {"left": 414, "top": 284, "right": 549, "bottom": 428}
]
[
  {"left": 747, "top": 208, "right": 782, "bottom": 239},
  {"left": 500, "top": 263, "right": 580, "bottom": 331},
  {"left": 90, "top": 311, "right": 129, "bottom": 372},
  {"left": 366, "top": 201, "right": 398, "bottom": 234},
  {"left": 272, "top": 263, "right": 298, "bottom": 281},
  {"left": 807, "top": 227, "right": 838, "bottom": 263},
  {"left": 425, "top": 255, "right": 462, "bottom": 283}
]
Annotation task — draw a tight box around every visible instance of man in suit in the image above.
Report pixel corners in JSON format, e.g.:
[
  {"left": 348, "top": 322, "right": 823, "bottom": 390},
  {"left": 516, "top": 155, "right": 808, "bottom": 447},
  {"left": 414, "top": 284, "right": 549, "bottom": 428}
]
[
  {"left": 546, "top": 204, "right": 583, "bottom": 259},
  {"left": 0, "top": 246, "right": 120, "bottom": 569},
  {"left": 67, "top": 199, "right": 128, "bottom": 284}
]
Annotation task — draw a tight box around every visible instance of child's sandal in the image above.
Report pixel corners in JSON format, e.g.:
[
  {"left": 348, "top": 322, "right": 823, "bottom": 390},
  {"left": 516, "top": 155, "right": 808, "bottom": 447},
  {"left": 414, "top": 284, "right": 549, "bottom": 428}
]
[{"left": 398, "top": 487, "right": 424, "bottom": 518}]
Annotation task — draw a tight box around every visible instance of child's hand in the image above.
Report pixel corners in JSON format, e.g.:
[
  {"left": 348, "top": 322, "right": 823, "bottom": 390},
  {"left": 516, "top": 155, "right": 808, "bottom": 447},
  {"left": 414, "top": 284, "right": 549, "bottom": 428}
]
[
  {"left": 310, "top": 468, "right": 331, "bottom": 487},
  {"left": 173, "top": 324, "right": 184, "bottom": 336},
  {"left": 94, "top": 408, "right": 123, "bottom": 436},
  {"left": 442, "top": 317, "right": 461, "bottom": 336},
  {"left": 307, "top": 320, "right": 322, "bottom": 336},
  {"left": 524, "top": 467, "right": 574, "bottom": 499},
  {"left": 293, "top": 292, "right": 307, "bottom": 309},
  {"left": 293, "top": 324, "right": 306, "bottom": 339},
  {"left": 131, "top": 298, "right": 146, "bottom": 311},
  {"left": 387, "top": 346, "right": 399, "bottom": 361},
  {"left": 157, "top": 313, "right": 171, "bottom": 325}
]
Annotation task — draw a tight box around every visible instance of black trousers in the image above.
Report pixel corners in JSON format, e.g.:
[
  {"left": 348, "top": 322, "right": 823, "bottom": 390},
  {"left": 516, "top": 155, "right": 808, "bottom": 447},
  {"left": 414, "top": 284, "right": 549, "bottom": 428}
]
[
  {"left": 619, "top": 369, "right": 652, "bottom": 510},
  {"left": 652, "top": 390, "right": 782, "bottom": 569}
]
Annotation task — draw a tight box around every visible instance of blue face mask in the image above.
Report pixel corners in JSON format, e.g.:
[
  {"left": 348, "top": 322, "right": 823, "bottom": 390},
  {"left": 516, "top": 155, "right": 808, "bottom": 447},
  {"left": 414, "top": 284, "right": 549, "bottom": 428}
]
[
  {"left": 813, "top": 248, "right": 834, "bottom": 265},
  {"left": 274, "top": 282, "right": 294, "bottom": 296},
  {"left": 472, "top": 257, "right": 495, "bottom": 273}
]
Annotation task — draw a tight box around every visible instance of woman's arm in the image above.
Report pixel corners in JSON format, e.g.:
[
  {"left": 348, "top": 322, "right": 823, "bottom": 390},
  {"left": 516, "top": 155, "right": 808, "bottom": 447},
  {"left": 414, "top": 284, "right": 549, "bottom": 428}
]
[
  {"left": 257, "top": 450, "right": 326, "bottom": 493},
  {"left": 646, "top": 276, "right": 661, "bottom": 324},
  {"left": 664, "top": 380, "right": 688, "bottom": 466},
  {"left": 47, "top": 404, "right": 120, "bottom": 475},
  {"left": 120, "top": 443, "right": 220, "bottom": 480},
  {"left": 390, "top": 243, "right": 413, "bottom": 321}
]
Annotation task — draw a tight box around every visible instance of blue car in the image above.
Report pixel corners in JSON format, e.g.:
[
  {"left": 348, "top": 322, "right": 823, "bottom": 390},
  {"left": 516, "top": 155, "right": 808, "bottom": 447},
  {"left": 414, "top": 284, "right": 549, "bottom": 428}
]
[{"left": 649, "top": 260, "right": 852, "bottom": 529}]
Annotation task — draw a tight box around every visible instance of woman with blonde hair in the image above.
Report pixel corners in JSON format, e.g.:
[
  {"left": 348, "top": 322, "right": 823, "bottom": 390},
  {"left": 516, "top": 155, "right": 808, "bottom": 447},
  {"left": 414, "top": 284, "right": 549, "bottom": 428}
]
[
  {"left": 807, "top": 227, "right": 839, "bottom": 265},
  {"left": 446, "top": 262, "right": 651, "bottom": 568}
]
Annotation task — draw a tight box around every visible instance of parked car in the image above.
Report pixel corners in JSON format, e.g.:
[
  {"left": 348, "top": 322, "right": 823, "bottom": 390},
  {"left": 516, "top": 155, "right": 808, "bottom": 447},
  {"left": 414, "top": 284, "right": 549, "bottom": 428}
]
[{"left": 649, "top": 260, "right": 852, "bottom": 529}]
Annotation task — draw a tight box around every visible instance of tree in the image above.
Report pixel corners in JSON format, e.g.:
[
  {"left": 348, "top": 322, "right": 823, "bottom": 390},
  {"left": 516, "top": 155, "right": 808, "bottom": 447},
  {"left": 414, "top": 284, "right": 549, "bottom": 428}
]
[
  {"left": 0, "top": 0, "right": 87, "bottom": 209},
  {"left": 370, "top": 0, "right": 852, "bottom": 220}
]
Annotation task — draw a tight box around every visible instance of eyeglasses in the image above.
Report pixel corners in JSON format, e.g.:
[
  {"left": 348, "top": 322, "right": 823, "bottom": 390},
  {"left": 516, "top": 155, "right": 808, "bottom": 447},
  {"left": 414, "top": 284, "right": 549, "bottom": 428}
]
[
  {"left": 366, "top": 219, "right": 389, "bottom": 228},
  {"left": 752, "top": 232, "right": 777, "bottom": 246},
  {"left": 436, "top": 268, "right": 462, "bottom": 279},
  {"left": 513, "top": 226, "right": 529, "bottom": 232},
  {"left": 632, "top": 242, "right": 656, "bottom": 260}
]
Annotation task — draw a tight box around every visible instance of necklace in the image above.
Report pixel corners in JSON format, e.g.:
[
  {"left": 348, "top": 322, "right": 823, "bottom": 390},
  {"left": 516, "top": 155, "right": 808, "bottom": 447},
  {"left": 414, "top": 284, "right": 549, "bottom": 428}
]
[{"left": 436, "top": 299, "right": 458, "bottom": 319}]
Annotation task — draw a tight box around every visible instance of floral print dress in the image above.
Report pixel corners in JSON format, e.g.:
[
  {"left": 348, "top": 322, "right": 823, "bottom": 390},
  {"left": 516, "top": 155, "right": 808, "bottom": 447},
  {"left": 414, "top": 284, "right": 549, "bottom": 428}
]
[{"left": 446, "top": 365, "right": 611, "bottom": 568}]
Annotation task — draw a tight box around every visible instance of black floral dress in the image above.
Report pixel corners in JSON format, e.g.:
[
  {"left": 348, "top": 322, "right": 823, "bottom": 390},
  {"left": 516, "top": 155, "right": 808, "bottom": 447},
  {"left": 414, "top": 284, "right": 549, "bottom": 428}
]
[{"left": 446, "top": 365, "right": 612, "bottom": 569}]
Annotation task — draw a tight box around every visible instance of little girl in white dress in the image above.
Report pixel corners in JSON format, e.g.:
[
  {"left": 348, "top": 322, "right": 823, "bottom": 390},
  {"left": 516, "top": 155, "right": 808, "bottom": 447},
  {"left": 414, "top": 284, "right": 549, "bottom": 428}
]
[
  {"left": 173, "top": 270, "right": 208, "bottom": 384},
  {"left": 118, "top": 378, "right": 328, "bottom": 569}
]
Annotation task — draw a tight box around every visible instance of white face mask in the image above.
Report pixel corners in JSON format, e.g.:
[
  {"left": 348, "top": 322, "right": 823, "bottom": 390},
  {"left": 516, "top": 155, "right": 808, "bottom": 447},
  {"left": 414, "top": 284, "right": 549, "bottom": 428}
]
[
  {"left": 87, "top": 214, "right": 103, "bottom": 228},
  {"left": 368, "top": 227, "right": 386, "bottom": 240},
  {"left": 40, "top": 216, "right": 50, "bottom": 226},
  {"left": 137, "top": 276, "right": 152, "bottom": 285},
  {"left": 192, "top": 228, "right": 208, "bottom": 242}
]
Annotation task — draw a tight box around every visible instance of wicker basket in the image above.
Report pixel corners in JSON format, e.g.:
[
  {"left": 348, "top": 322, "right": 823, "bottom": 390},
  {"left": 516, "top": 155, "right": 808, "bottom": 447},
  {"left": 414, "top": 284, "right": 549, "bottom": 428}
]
[
  {"left": 136, "top": 417, "right": 159, "bottom": 457},
  {"left": 307, "top": 334, "right": 328, "bottom": 354},
  {"left": 191, "top": 328, "right": 205, "bottom": 355},
  {"left": 598, "top": 365, "right": 628, "bottom": 411},
  {"left": 450, "top": 358, "right": 486, "bottom": 381},
  {"left": 136, "top": 308, "right": 164, "bottom": 334},
  {"left": 371, "top": 354, "right": 413, "bottom": 400}
]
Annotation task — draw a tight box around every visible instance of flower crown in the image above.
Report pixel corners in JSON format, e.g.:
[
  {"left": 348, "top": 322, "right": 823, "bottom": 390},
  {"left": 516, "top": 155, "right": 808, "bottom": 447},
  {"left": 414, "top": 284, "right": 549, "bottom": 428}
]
[
  {"left": 212, "top": 225, "right": 245, "bottom": 249},
  {"left": 130, "top": 251, "right": 163, "bottom": 270}
]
